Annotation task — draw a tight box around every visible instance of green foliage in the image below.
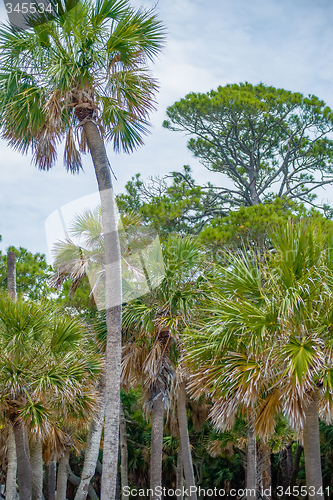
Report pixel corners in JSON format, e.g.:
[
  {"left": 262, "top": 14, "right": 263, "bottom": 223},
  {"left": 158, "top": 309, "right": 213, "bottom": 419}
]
[
  {"left": 0, "top": 246, "right": 53, "bottom": 300},
  {"left": 0, "top": 294, "right": 101, "bottom": 438},
  {"left": 164, "top": 82, "right": 333, "bottom": 210},
  {"left": 200, "top": 198, "right": 333, "bottom": 249},
  {"left": 117, "top": 166, "right": 228, "bottom": 236}
]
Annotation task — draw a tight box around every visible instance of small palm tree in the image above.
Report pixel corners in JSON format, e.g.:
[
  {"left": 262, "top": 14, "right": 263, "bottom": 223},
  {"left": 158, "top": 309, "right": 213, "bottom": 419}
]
[
  {"left": 0, "top": 2, "right": 165, "bottom": 497},
  {"left": 0, "top": 294, "right": 102, "bottom": 500}
]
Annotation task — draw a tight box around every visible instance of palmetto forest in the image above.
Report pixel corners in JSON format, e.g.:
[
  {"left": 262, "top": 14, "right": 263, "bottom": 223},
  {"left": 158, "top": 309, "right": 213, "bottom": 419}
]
[{"left": 1, "top": 0, "right": 333, "bottom": 499}]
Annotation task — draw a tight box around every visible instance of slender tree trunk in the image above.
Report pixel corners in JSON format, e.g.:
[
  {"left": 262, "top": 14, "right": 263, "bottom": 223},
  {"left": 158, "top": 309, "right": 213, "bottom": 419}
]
[
  {"left": 68, "top": 467, "right": 99, "bottom": 500},
  {"left": 6, "top": 255, "right": 18, "bottom": 499},
  {"left": 303, "top": 393, "right": 323, "bottom": 498},
  {"left": 30, "top": 439, "right": 43, "bottom": 500},
  {"left": 261, "top": 444, "right": 271, "bottom": 499},
  {"left": 6, "top": 425, "right": 17, "bottom": 500},
  {"left": 48, "top": 458, "right": 56, "bottom": 500},
  {"left": 120, "top": 402, "right": 128, "bottom": 498},
  {"left": 83, "top": 120, "right": 122, "bottom": 500},
  {"left": 13, "top": 425, "right": 32, "bottom": 500},
  {"left": 74, "top": 392, "right": 105, "bottom": 500},
  {"left": 246, "top": 419, "right": 256, "bottom": 500},
  {"left": 150, "top": 394, "right": 164, "bottom": 500},
  {"left": 176, "top": 444, "right": 184, "bottom": 500},
  {"left": 7, "top": 251, "right": 16, "bottom": 298},
  {"left": 177, "top": 383, "right": 196, "bottom": 500},
  {"left": 56, "top": 448, "right": 70, "bottom": 500},
  {"left": 289, "top": 445, "right": 303, "bottom": 488}
]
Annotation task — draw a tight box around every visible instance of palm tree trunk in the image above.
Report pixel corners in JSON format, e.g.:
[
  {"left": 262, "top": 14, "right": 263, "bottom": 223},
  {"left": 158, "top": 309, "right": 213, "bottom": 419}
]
[
  {"left": 176, "top": 444, "right": 183, "bottom": 500},
  {"left": 246, "top": 419, "right": 256, "bottom": 500},
  {"left": 74, "top": 393, "right": 105, "bottom": 500},
  {"left": 303, "top": 393, "right": 323, "bottom": 499},
  {"left": 6, "top": 255, "right": 18, "bottom": 500},
  {"left": 150, "top": 394, "right": 164, "bottom": 500},
  {"left": 48, "top": 458, "right": 56, "bottom": 500},
  {"left": 120, "top": 402, "right": 128, "bottom": 498},
  {"left": 56, "top": 448, "right": 70, "bottom": 500},
  {"left": 68, "top": 467, "right": 99, "bottom": 500},
  {"left": 7, "top": 251, "right": 16, "bottom": 298},
  {"left": 261, "top": 444, "right": 271, "bottom": 499},
  {"left": 30, "top": 439, "right": 43, "bottom": 500},
  {"left": 6, "top": 425, "right": 17, "bottom": 500},
  {"left": 13, "top": 424, "right": 32, "bottom": 500},
  {"left": 177, "top": 383, "right": 197, "bottom": 500},
  {"left": 83, "top": 120, "right": 122, "bottom": 500},
  {"left": 289, "top": 445, "right": 303, "bottom": 488}
]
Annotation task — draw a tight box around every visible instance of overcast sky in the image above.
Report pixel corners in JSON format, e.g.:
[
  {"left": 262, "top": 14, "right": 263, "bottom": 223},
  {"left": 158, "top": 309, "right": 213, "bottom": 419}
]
[{"left": 1, "top": 0, "right": 333, "bottom": 258}]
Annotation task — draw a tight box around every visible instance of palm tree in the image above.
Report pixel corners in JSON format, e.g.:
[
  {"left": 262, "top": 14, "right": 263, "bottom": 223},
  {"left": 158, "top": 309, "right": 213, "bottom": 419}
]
[
  {"left": 122, "top": 236, "right": 207, "bottom": 500},
  {"left": 50, "top": 205, "right": 164, "bottom": 498},
  {"left": 0, "top": 2, "right": 165, "bottom": 497},
  {"left": 185, "top": 221, "right": 333, "bottom": 499},
  {"left": 0, "top": 294, "right": 102, "bottom": 500}
]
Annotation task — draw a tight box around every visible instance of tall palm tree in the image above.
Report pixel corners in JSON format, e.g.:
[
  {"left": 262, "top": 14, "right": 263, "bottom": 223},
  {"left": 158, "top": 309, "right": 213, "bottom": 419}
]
[{"left": 0, "top": 2, "right": 165, "bottom": 498}]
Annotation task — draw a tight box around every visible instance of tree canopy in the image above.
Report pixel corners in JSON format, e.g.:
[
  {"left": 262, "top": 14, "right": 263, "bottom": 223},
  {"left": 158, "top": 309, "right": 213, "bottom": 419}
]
[{"left": 163, "top": 82, "right": 333, "bottom": 210}]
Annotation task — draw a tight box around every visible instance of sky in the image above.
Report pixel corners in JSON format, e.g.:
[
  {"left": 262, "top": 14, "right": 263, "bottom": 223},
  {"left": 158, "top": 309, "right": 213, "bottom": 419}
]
[{"left": 1, "top": 0, "right": 333, "bottom": 259}]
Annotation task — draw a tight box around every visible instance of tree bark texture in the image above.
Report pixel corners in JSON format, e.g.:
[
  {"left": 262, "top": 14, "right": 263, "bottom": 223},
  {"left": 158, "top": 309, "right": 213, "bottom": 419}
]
[
  {"left": 13, "top": 425, "right": 31, "bottom": 500},
  {"left": 7, "top": 251, "right": 16, "bottom": 299},
  {"left": 176, "top": 444, "right": 183, "bottom": 500},
  {"left": 246, "top": 420, "right": 256, "bottom": 500},
  {"left": 120, "top": 402, "right": 128, "bottom": 498},
  {"left": 68, "top": 467, "right": 99, "bottom": 500},
  {"left": 30, "top": 439, "right": 43, "bottom": 500},
  {"left": 177, "top": 383, "right": 197, "bottom": 500},
  {"left": 6, "top": 424, "right": 17, "bottom": 500},
  {"left": 150, "top": 394, "right": 164, "bottom": 500},
  {"left": 83, "top": 120, "right": 122, "bottom": 500},
  {"left": 261, "top": 444, "right": 271, "bottom": 499},
  {"left": 56, "top": 448, "right": 70, "bottom": 500},
  {"left": 74, "top": 393, "right": 105, "bottom": 500},
  {"left": 303, "top": 394, "right": 323, "bottom": 498},
  {"left": 289, "top": 445, "right": 303, "bottom": 488},
  {"left": 48, "top": 459, "right": 56, "bottom": 500}
]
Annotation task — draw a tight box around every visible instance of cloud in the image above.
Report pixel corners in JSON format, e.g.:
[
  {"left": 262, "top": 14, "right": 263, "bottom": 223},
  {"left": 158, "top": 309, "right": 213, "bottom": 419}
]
[{"left": 1, "top": 0, "right": 333, "bottom": 255}]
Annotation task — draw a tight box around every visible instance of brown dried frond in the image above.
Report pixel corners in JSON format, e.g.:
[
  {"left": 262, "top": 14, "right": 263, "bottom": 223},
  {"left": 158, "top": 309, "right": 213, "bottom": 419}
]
[
  {"left": 189, "top": 400, "right": 212, "bottom": 431},
  {"left": 186, "top": 367, "right": 216, "bottom": 401},
  {"left": 44, "top": 90, "right": 62, "bottom": 127},
  {"left": 206, "top": 438, "right": 234, "bottom": 458},
  {"left": 64, "top": 127, "right": 82, "bottom": 173},
  {"left": 255, "top": 389, "right": 282, "bottom": 439},
  {"left": 42, "top": 425, "right": 69, "bottom": 464},
  {"left": 121, "top": 343, "right": 146, "bottom": 390},
  {"left": 33, "top": 126, "right": 59, "bottom": 171},
  {"left": 209, "top": 395, "right": 240, "bottom": 432}
]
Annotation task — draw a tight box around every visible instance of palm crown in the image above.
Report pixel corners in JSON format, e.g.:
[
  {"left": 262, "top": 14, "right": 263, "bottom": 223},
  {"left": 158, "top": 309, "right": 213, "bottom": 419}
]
[{"left": 0, "top": 0, "right": 165, "bottom": 170}]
